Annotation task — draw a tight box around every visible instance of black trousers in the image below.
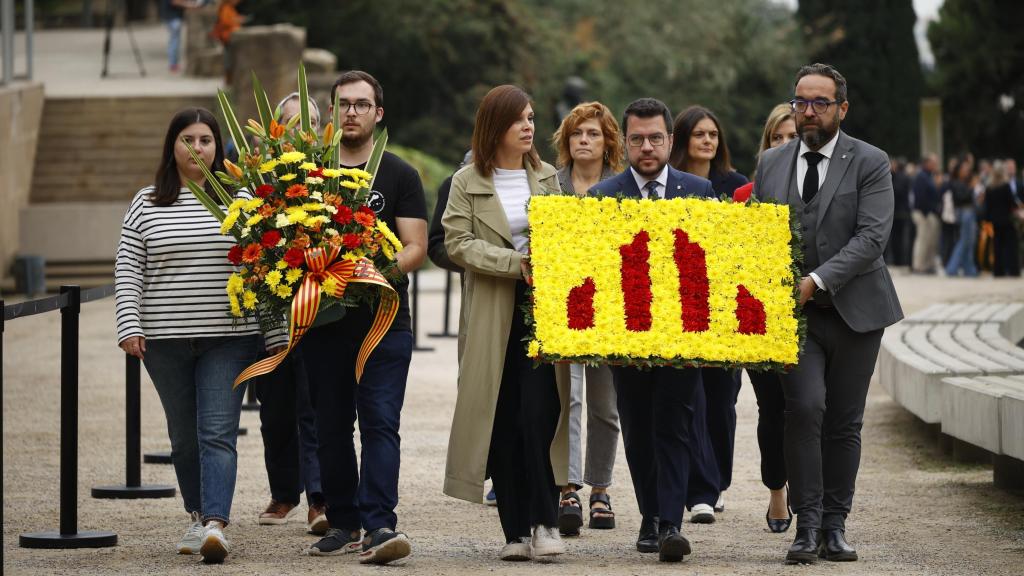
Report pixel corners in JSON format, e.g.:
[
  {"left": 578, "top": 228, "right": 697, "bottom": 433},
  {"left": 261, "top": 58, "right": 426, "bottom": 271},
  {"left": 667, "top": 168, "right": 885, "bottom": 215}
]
[
  {"left": 691, "top": 368, "right": 740, "bottom": 495},
  {"left": 487, "top": 281, "right": 560, "bottom": 543},
  {"left": 782, "top": 303, "right": 883, "bottom": 530},
  {"left": 748, "top": 370, "right": 786, "bottom": 491},
  {"left": 992, "top": 223, "right": 1021, "bottom": 277},
  {"left": 612, "top": 365, "right": 701, "bottom": 529}
]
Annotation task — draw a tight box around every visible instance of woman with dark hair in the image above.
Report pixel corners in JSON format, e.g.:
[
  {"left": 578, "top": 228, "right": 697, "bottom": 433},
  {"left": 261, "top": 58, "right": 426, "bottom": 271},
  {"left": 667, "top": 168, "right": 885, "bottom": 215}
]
[
  {"left": 945, "top": 157, "right": 979, "bottom": 277},
  {"left": 549, "top": 101, "right": 622, "bottom": 536},
  {"left": 115, "top": 107, "right": 281, "bottom": 563},
  {"left": 669, "top": 105, "right": 749, "bottom": 524},
  {"left": 442, "top": 85, "right": 569, "bottom": 561},
  {"left": 983, "top": 160, "right": 1022, "bottom": 277}
]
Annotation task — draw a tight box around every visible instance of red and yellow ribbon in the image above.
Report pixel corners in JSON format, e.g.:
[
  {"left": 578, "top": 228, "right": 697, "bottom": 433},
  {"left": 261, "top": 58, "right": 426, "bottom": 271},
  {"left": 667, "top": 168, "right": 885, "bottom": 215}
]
[{"left": 233, "top": 245, "right": 398, "bottom": 388}]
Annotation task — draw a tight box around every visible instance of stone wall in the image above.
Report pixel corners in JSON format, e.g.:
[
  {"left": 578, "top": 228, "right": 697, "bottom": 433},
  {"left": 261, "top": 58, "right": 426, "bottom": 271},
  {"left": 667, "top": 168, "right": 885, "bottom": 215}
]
[
  {"left": 0, "top": 82, "right": 45, "bottom": 278},
  {"left": 227, "top": 24, "right": 306, "bottom": 132}
]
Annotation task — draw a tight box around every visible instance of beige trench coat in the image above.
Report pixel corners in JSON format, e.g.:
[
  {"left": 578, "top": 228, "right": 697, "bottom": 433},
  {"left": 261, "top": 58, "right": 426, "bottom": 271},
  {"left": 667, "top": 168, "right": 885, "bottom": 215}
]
[{"left": 441, "top": 159, "right": 571, "bottom": 503}]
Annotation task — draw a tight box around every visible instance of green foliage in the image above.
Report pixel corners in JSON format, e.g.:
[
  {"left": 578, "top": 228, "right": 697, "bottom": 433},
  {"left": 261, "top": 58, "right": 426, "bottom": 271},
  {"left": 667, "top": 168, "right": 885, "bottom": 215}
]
[
  {"left": 389, "top": 144, "right": 453, "bottom": 224},
  {"left": 928, "top": 0, "right": 1024, "bottom": 161},
  {"left": 797, "top": 0, "right": 923, "bottom": 159}
]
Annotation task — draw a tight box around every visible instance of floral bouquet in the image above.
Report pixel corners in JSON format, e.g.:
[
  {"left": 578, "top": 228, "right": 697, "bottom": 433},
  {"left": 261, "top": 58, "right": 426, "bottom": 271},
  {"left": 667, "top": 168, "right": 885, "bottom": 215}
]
[{"left": 185, "top": 64, "right": 402, "bottom": 386}]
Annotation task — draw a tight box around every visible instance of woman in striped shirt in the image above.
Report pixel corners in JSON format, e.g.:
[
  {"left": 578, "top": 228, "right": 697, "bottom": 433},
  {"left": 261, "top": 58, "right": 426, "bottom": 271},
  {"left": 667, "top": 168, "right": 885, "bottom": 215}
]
[{"left": 115, "top": 107, "right": 280, "bottom": 564}]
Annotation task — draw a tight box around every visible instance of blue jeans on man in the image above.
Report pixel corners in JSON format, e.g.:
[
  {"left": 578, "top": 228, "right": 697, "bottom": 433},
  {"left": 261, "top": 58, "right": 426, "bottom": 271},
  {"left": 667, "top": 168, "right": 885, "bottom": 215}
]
[
  {"left": 143, "top": 334, "right": 258, "bottom": 525},
  {"left": 300, "top": 321, "right": 413, "bottom": 533}
]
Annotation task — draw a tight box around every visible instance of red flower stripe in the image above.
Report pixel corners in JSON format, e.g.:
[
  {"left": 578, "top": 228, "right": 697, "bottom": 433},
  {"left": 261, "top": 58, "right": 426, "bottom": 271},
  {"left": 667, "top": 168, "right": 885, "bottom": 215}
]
[
  {"left": 567, "top": 277, "right": 596, "bottom": 330},
  {"left": 673, "top": 229, "right": 710, "bottom": 332},
  {"left": 619, "top": 231, "right": 653, "bottom": 332},
  {"left": 735, "top": 284, "right": 767, "bottom": 334}
]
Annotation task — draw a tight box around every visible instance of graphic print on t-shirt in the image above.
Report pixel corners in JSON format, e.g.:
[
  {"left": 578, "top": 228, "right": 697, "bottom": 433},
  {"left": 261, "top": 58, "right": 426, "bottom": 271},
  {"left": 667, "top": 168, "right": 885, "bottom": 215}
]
[{"left": 367, "top": 190, "right": 386, "bottom": 213}]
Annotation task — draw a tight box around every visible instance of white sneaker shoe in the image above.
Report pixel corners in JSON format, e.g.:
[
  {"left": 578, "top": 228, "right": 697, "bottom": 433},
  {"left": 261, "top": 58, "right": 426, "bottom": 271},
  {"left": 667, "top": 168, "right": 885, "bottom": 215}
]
[
  {"left": 499, "top": 537, "right": 532, "bottom": 561},
  {"left": 690, "top": 503, "right": 716, "bottom": 524},
  {"left": 531, "top": 525, "right": 565, "bottom": 559},
  {"left": 176, "top": 512, "right": 203, "bottom": 555},
  {"left": 200, "top": 523, "right": 231, "bottom": 564}
]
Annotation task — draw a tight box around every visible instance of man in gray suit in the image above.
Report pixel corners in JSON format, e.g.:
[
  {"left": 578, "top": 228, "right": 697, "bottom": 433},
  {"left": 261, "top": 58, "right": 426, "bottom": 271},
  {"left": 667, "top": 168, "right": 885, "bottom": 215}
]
[{"left": 753, "top": 63, "right": 903, "bottom": 565}]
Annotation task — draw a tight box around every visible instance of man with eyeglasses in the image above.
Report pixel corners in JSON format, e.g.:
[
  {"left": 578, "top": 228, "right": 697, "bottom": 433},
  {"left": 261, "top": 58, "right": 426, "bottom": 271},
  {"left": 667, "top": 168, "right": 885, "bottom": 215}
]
[
  {"left": 589, "top": 98, "right": 714, "bottom": 563},
  {"left": 301, "top": 70, "right": 428, "bottom": 564},
  {"left": 754, "top": 63, "right": 903, "bottom": 565}
]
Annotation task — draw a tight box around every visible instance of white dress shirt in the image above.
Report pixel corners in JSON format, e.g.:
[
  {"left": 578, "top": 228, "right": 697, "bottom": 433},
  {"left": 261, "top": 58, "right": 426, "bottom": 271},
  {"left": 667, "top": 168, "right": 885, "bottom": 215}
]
[
  {"left": 796, "top": 131, "right": 840, "bottom": 292},
  {"left": 631, "top": 165, "right": 669, "bottom": 199}
]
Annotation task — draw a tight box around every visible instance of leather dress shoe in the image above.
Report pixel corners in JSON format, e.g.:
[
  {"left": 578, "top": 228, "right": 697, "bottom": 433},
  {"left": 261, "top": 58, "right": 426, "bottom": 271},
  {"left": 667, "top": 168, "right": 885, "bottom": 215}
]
[
  {"left": 657, "top": 526, "right": 691, "bottom": 562},
  {"left": 818, "top": 528, "right": 857, "bottom": 561},
  {"left": 636, "top": 516, "right": 659, "bottom": 553},
  {"left": 785, "top": 527, "right": 821, "bottom": 564},
  {"left": 766, "top": 505, "right": 793, "bottom": 533}
]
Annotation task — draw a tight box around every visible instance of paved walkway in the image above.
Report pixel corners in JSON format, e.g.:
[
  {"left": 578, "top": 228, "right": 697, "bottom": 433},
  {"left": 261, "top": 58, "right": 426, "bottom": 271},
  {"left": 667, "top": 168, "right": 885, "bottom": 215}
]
[{"left": 2, "top": 268, "right": 1023, "bottom": 575}]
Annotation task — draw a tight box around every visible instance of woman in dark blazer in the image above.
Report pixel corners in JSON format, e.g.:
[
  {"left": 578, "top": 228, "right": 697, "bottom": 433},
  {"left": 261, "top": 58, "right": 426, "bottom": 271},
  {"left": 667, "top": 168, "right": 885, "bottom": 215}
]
[{"left": 984, "top": 161, "right": 1022, "bottom": 277}]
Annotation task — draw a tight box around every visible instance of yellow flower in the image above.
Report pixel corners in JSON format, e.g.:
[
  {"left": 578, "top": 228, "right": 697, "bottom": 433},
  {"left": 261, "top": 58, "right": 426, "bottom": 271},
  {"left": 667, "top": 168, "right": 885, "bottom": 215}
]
[
  {"left": 259, "top": 159, "right": 279, "bottom": 173},
  {"left": 278, "top": 151, "right": 307, "bottom": 164},
  {"left": 285, "top": 268, "right": 304, "bottom": 284},
  {"left": 301, "top": 203, "right": 327, "bottom": 212},
  {"left": 279, "top": 173, "right": 297, "bottom": 182},
  {"left": 228, "top": 199, "right": 247, "bottom": 212},
  {"left": 228, "top": 293, "right": 242, "bottom": 317},
  {"left": 321, "top": 276, "right": 339, "bottom": 295},
  {"left": 527, "top": 340, "right": 540, "bottom": 358},
  {"left": 242, "top": 290, "right": 258, "bottom": 310},
  {"left": 298, "top": 162, "right": 317, "bottom": 171},
  {"left": 321, "top": 168, "right": 341, "bottom": 178},
  {"left": 220, "top": 210, "right": 240, "bottom": 235},
  {"left": 226, "top": 273, "right": 244, "bottom": 296},
  {"left": 340, "top": 180, "right": 361, "bottom": 190},
  {"left": 377, "top": 220, "right": 404, "bottom": 254},
  {"left": 275, "top": 260, "right": 288, "bottom": 270},
  {"left": 245, "top": 214, "right": 264, "bottom": 226},
  {"left": 275, "top": 284, "right": 293, "bottom": 298},
  {"left": 264, "top": 270, "right": 282, "bottom": 288},
  {"left": 287, "top": 210, "right": 308, "bottom": 224},
  {"left": 243, "top": 197, "right": 264, "bottom": 211}
]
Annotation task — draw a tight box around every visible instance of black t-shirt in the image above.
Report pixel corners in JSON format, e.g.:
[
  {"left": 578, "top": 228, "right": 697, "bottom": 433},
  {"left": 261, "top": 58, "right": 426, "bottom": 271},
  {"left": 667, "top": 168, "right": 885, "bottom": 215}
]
[{"left": 343, "top": 151, "right": 427, "bottom": 333}]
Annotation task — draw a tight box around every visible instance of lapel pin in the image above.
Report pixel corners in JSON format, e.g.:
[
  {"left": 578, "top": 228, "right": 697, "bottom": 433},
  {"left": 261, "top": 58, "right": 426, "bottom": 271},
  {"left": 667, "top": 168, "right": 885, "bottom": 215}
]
[{"left": 842, "top": 154, "right": 847, "bottom": 159}]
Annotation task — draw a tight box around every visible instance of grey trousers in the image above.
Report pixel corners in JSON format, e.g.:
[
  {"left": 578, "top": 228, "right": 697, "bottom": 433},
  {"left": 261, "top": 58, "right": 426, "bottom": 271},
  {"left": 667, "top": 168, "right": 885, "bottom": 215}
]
[
  {"left": 567, "top": 364, "right": 620, "bottom": 489},
  {"left": 782, "top": 303, "right": 883, "bottom": 531}
]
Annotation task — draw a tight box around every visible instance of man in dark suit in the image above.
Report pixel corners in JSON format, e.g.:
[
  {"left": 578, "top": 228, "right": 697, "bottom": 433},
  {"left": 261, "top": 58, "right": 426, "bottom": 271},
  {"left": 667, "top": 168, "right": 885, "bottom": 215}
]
[
  {"left": 589, "top": 98, "right": 714, "bottom": 563},
  {"left": 754, "top": 64, "right": 904, "bottom": 564}
]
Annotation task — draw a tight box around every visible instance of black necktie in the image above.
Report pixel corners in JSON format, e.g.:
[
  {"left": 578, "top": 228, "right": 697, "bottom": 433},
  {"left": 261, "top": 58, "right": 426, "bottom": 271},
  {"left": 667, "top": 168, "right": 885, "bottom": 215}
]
[
  {"left": 644, "top": 180, "right": 659, "bottom": 199},
  {"left": 803, "top": 152, "right": 824, "bottom": 203}
]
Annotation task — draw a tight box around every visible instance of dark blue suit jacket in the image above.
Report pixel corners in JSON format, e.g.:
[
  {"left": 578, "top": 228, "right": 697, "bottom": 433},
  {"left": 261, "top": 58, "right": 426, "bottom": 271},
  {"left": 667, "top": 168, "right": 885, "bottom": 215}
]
[{"left": 588, "top": 165, "right": 715, "bottom": 200}]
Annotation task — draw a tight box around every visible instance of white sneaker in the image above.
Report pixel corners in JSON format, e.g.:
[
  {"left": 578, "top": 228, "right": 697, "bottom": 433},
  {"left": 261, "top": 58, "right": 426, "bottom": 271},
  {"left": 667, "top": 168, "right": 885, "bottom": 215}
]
[
  {"left": 714, "top": 492, "right": 726, "bottom": 513},
  {"left": 499, "top": 537, "right": 532, "bottom": 561},
  {"left": 690, "top": 503, "right": 715, "bottom": 524},
  {"left": 531, "top": 525, "right": 565, "bottom": 559},
  {"left": 200, "top": 523, "right": 231, "bottom": 563},
  {"left": 176, "top": 512, "right": 203, "bottom": 555}
]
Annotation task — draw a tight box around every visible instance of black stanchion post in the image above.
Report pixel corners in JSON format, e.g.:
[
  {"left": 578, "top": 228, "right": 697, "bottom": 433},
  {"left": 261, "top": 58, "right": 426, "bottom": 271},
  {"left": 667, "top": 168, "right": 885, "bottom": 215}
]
[
  {"left": 427, "top": 270, "right": 458, "bottom": 339},
  {"left": 2, "top": 297, "right": 5, "bottom": 550},
  {"left": 20, "top": 286, "right": 117, "bottom": 548},
  {"left": 91, "top": 355, "right": 176, "bottom": 499},
  {"left": 411, "top": 270, "right": 434, "bottom": 352},
  {"left": 241, "top": 384, "right": 259, "bottom": 412}
]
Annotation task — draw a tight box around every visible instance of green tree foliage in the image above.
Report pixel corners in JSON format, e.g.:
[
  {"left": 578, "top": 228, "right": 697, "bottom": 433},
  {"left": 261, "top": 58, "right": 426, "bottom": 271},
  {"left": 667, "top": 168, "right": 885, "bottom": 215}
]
[
  {"left": 928, "top": 0, "right": 1024, "bottom": 161},
  {"left": 797, "top": 0, "right": 923, "bottom": 159},
  {"left": 244, "top": 0, "right": 803, "bottom": 175}
]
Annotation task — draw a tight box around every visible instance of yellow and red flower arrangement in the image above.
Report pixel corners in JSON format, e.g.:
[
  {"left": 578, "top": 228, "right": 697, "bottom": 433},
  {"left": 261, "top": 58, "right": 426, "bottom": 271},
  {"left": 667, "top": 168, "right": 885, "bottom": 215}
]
[
  {"left": 185, "top": 65, "right": 402, "bottom": 386},
  {"left": 525, "top": 194, "right": 805, "bottom": 371}
]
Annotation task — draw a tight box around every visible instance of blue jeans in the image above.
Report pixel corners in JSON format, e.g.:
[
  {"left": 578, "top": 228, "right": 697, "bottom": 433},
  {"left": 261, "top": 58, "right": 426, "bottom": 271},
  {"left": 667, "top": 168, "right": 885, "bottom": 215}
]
[
  {"left": 945, "top": 207, "right": 978, "bottom": 277},
  {"left": 166, "top": 17, "right": 182, "bottom": 68},
  {"left": 143, "top": 335, "right": 258, "bottom": 525},
  {"left": 301, "top": 324, "right": 413, "bottom": 532}
]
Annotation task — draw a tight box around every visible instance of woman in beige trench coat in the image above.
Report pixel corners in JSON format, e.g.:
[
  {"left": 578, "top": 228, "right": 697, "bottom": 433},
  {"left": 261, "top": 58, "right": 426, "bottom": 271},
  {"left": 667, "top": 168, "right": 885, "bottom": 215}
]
[{"left": 441, "top": 85, "right": 570, "bottom": 562}]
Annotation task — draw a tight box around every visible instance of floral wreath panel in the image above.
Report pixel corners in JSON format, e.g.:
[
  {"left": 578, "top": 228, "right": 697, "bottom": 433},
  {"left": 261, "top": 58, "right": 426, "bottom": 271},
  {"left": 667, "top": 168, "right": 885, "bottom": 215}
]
[{"left": 527, "top": 195, "right": 801, "bottom": 369}]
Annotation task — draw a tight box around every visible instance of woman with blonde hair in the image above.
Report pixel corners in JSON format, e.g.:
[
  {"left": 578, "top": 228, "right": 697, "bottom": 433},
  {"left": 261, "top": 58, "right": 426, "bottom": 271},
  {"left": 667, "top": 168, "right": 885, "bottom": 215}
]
[{"left": 549, "top": 101, "right": 623, "bottom": 536}]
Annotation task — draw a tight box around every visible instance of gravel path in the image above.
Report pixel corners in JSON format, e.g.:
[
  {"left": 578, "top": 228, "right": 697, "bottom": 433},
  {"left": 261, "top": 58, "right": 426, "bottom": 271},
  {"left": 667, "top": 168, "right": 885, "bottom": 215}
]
[{"left": 3, "top": 269, "right": 1024, "bottom": 575}]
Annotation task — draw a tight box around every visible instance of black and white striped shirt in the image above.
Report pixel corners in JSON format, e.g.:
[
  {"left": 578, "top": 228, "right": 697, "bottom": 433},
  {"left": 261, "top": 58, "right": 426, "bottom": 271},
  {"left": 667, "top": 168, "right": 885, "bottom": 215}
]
[{"left": 115, "top": 186, "right": 283, "bottom": 346}]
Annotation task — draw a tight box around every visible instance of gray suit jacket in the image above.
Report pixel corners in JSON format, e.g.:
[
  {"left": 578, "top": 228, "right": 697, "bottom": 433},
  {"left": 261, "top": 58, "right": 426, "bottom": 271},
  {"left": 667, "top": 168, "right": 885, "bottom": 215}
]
[{"left": 754, "top": 130, "right": 903, "bottom": 333}]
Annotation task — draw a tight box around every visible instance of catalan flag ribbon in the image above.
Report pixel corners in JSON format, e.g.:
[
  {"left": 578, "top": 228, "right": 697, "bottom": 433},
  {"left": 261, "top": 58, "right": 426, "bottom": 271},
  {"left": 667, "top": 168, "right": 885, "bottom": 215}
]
[{"left": 232, "top": 245, "right": 398, "bottom": 388}]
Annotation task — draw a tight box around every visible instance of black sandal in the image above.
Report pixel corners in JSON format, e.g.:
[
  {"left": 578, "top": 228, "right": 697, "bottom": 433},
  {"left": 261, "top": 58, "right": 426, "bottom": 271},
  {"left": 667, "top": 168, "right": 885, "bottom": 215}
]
[
  {"left": 558, "top": 491, "right": 583, "bottom": 536},
  {"left": 588, "top": 492, "right": 615, "bottom": 529}
]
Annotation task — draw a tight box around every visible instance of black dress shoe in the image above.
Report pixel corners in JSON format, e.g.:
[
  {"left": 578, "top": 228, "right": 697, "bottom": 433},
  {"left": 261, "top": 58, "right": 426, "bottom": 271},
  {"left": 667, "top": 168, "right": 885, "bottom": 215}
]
[
  {"left": 657, "top": 526, "right": 691, "bottom": 562},
  {"left": 766, "top": 505, "right": 793, "bottom": 533},
  {"left": 818, "top": 528, "right": 858, "bottom": 561},
  {"left": 636, "top": 516, "right": 659, "bottom": 553},
  {"left": 785, "top": 527, "right": 820, "bottom": 564}
]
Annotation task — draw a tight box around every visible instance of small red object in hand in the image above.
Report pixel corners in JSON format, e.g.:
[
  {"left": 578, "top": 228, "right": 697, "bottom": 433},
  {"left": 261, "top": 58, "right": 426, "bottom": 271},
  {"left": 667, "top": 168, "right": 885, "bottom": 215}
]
[{"left": 733, "top": 182, "right": 754, "bottom": 203}]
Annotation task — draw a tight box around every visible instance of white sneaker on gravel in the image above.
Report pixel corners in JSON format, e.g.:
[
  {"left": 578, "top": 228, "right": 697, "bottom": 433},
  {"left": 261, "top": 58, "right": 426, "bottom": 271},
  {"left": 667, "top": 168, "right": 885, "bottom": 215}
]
[
  {"left": 499, "top": 537, "right": 532, "bottom": 561},
  {"left": 531, "top": 525, "right": 565, "bottom": 559},
  {"left": 690, "top": 503, "right": 716, "bottom": 524},
  {"left": 176, "top": 512, "right": 203, "bottom": 555},
  {"left": 200, "top": 523, "right": 231, "bottom": 564}
]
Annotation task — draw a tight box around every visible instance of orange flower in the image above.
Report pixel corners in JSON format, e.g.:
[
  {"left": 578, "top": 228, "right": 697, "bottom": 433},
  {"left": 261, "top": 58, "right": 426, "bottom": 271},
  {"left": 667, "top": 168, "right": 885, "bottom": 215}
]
[
  {"left": 354, "top": 207, "right": 376, "bottom": 227},
  {"left": 242, "top": 243, "right": 263, "bottom": 264},
  {"left": 259, "top": 203, "right": 276, "bottom": 218},
  {"left": 291, "top": 231, "right": 311, "bottom": 249},
  {"left": 285, "top": 184, "right": 309, "bottom": 198},
  {"left": 322, "top": 192, "right": 341, "bottom": 206},
  {"left": 322, "top": 122, "right": 334, "bottom": 144},
  {"left": 269, "top": 120, "right": 285, "bottom": 139},
  {"left": 328, "top": 234, "right": 344, "bottom": 248},
  {"left": 224, "top": 158, "right": 243, "bottom": 179}
]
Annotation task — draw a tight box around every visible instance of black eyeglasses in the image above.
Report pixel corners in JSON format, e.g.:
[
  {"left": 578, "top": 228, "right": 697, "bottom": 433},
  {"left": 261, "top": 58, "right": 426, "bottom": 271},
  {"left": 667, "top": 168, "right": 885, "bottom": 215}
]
[
  {"left": 790, "top": 98, "right": 840, "bottom": 115},
  {"left": 337, "top": 100, "right": 376, "bottom": 115},
  {"left": 627, "top": 133, "right": 666, "bottom": 148}
]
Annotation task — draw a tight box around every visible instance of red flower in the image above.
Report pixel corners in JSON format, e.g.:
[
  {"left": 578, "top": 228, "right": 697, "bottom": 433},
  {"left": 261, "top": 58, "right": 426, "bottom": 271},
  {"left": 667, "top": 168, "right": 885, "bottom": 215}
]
[
  {"left": 260, "top": 230, "right": 282, "bottom": 248},
  {"left": 283, "top": 247, "right": 305, "bottom": 268},
  {"left": 619, "top": 231, "right": 653, "bottom": 332},
  {"left": 285, "top": 184, "right": 309, "bottom": 198},
  {"left": 255, "top": 184, "right": 275, "bottom": 198},
  {"left": 331, "top": 205, "right": 353, "bottom": 225},
  {"left": 673, "top": 229, "right": 710, "bottom": 332},
  {"left": 567, "top": 277, "right": 596, "bottom": 330},
  {"left": 735, "top": 284, "right": 767, "bottom": 334},
  {"left": 308, "top": 168, "right": 324, "bottom": 178},
  {"left": 241, "top": 243, "right": 263, "bottom": 264},
  {"left": 342, "top": 233, "right": 362, "bottom": 249},
  {"left": 732, "top": 182, "right": 754, "bottom": 203},
  {"left": 227, "top": 245, "right": 243, "bottom": 265},
  {"left": 354, "top": 205, "right": 376, "bottom": 227}
]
